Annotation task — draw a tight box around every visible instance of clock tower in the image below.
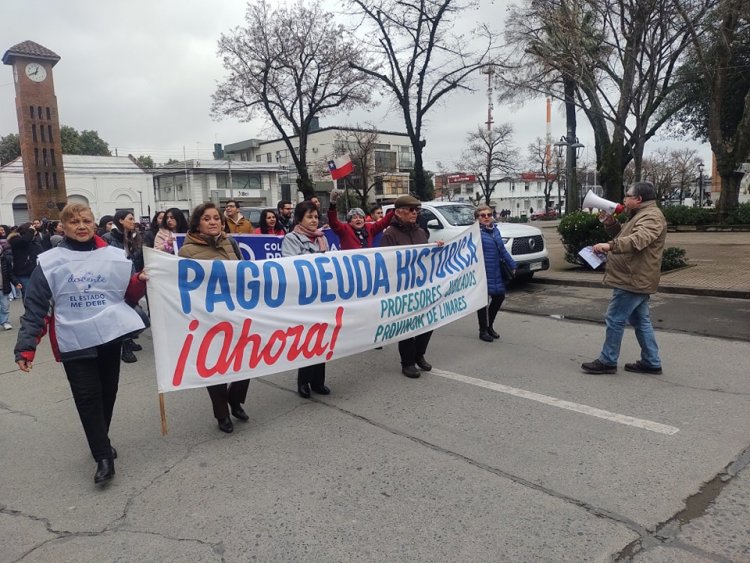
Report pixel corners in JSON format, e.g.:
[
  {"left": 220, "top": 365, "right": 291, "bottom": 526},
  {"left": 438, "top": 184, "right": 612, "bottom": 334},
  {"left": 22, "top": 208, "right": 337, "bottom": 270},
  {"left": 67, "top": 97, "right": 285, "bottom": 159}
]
[{"left": 3, "top": 40, "right": 68, "bottom": 220}]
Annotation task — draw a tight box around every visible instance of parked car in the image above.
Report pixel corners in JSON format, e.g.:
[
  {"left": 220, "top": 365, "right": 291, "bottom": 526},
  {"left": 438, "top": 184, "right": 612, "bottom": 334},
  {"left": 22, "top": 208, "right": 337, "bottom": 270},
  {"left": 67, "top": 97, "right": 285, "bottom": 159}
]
[
  {"left": 383, "top": 201, "right": 550, "bottom": 280},
  {"left": 239, "top": 206, "right": 264, "bottom": 228},
  {"left": 531, "top": 208, "right": 558, "bottom": 220}
]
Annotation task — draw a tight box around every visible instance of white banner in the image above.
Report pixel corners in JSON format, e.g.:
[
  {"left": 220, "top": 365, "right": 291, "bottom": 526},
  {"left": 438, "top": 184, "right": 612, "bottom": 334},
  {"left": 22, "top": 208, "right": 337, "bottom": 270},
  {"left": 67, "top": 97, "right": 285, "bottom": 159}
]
[{"left": 145, "top": 223, "right": 487, "bottom": 392}]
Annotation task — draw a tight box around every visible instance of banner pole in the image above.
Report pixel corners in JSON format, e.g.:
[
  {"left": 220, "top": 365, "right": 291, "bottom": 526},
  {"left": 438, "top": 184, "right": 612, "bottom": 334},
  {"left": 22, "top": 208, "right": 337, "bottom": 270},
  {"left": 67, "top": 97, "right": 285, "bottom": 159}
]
[{"left": 159, "top": 393, "right": 168, "bottom": 435}]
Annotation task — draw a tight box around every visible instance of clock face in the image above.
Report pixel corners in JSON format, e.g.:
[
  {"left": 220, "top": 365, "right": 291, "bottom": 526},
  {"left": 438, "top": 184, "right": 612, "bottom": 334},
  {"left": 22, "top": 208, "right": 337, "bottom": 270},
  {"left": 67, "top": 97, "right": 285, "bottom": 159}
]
[{"left": 25, "top": 63, "right": 47, "bottom": 83}]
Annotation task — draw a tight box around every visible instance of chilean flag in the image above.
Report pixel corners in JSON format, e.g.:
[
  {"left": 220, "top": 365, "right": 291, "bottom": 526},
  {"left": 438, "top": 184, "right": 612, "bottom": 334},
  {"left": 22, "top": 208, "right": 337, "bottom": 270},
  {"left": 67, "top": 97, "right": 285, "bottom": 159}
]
[{"left": 327, "top": 155, "right": 355, "bottom": 180}]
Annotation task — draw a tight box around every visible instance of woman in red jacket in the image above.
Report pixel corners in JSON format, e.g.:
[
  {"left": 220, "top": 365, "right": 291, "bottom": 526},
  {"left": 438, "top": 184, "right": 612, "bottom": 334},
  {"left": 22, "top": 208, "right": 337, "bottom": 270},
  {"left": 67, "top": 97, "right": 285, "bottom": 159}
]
[{"left": 326, "top": 191, "right": 394, "bottom": 250}]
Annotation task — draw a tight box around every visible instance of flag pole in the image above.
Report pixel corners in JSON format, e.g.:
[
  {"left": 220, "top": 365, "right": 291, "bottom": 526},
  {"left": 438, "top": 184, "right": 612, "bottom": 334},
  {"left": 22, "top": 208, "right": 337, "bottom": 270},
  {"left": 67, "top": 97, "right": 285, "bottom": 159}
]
[{"left": 159, "top": 393, "right": 168, "bottom": 435}]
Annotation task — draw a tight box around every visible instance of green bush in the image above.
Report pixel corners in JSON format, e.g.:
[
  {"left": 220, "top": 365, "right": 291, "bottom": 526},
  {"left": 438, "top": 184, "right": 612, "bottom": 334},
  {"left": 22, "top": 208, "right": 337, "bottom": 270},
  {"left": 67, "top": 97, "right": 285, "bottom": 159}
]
[
  {"left": 662, "top": 205, "right": 714, "bottom": 225},
  {"left": 661, "top": 247, "right": 687, "bottom": 271},
  {"left": 507, "top": 216, "right": 528, "bottom": 223},
  {"left": 727, "top": 202, "right": 750, "bottom": 225},
  {"left": 557, "top": 211, "right": 610, "bottom": 267}
]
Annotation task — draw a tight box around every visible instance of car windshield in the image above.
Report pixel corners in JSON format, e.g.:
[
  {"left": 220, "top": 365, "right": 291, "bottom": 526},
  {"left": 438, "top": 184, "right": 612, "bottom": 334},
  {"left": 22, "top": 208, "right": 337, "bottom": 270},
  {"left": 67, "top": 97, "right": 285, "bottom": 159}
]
[{"left": 439, "top": 205, "right": 476, "bottom": 226}]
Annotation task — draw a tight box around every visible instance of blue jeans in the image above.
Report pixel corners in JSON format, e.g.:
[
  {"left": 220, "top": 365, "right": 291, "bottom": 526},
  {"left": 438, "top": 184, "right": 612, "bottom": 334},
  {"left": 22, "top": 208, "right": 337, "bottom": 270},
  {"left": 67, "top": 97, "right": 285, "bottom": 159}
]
[
  {"left": 0, "top": 291, "right": 9, "bottom": 324},
  {"left": 599, "top": 288, "right": 661, "bottom": 367}
]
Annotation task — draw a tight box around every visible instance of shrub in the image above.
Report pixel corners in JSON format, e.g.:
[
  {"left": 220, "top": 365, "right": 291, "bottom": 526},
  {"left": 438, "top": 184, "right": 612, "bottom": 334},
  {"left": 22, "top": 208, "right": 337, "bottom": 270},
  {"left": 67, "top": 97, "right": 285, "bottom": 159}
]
[
  {"left": 727, "top": 202, "right": 750, "bottom": 225},
  {"left": 557, "top": 211, "right": 611, "bottom": 267},
  {"left": 507, "top": 216, "right": 528, "bottom": 223},
  {"left": 661, "top": 247, "right": 687, "bottom": 271},
  {"left": 662, "top": 205, "right": 714, "bottom": 225}
]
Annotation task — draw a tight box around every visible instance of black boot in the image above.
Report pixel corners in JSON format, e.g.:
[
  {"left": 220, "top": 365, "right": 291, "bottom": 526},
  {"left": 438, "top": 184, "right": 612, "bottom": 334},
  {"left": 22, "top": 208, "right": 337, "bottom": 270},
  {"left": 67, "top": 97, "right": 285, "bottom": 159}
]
[
  {"left": 487, "top": 327, "right": 500, "bottom": 339},
  {"left": 298, "top": 382, "right": 312, "bottom": 399},
  {"left": 121, "top": 339, "right": 137, "bottom": 363},
  {"left": 128, "top": 339, "right": 143, "bottom": 352},
  {"left": 217, "top": 416, "right": 234, "bottom": 433},
  {"left": 479, "top": 331, "right": 493, "bottom": 342},
  {"left": 94, "top": 458, "right": 115, "bottom": 484}
]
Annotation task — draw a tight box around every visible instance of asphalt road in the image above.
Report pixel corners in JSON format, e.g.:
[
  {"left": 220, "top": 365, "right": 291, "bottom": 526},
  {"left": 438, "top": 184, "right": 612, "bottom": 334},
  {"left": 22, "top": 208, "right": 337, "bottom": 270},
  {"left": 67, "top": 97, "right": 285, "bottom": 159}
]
[{"left": 1, "top": 295, "right": 749, "bottom": 562}]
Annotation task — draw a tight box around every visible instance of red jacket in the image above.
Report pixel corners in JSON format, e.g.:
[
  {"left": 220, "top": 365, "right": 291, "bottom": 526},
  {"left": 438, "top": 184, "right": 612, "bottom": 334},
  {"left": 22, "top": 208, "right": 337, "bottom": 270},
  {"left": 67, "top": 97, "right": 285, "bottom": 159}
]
[{"left": 327, "top": 209, "right": 394, "bottom": 250}]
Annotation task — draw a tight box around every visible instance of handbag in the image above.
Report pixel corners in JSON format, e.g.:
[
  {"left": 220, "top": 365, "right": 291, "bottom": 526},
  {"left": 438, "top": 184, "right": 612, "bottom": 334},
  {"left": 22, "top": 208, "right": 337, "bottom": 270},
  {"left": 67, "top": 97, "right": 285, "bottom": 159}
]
[{"left": 500, "top": 258, "right": 514, "bottom": 282}]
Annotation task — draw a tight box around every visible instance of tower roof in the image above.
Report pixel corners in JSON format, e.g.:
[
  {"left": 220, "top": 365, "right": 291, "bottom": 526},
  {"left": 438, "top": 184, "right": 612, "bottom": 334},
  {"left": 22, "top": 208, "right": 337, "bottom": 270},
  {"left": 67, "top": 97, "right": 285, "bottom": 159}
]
[{"left": 2, "top": 41, "right": 61, "bottom": 66}]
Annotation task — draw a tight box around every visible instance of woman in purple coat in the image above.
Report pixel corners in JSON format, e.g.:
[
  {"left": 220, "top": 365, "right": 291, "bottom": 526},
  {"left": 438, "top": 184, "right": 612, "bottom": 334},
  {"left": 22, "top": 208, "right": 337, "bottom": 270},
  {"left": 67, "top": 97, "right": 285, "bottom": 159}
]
[{"left": 476, "top": 205, "right": 516, "bottom": 342}]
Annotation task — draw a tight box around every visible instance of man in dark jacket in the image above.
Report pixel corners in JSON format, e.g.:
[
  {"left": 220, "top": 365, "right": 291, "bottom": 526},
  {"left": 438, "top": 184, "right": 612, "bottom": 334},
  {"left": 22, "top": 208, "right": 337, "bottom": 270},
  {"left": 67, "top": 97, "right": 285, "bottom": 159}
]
[
  {"left": 381, "top": 195, "right": 441, "bottom": 378},
  {"left": 9, "top": 223, "right": 43, "bottom": 305}
]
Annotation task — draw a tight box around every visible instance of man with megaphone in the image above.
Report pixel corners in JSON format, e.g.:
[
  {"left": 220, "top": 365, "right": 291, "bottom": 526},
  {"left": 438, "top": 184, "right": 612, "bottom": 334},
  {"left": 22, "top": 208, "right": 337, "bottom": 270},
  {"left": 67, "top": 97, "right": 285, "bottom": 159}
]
[{"left": 581, "top": 182, "right": 667, "bottom": 375}]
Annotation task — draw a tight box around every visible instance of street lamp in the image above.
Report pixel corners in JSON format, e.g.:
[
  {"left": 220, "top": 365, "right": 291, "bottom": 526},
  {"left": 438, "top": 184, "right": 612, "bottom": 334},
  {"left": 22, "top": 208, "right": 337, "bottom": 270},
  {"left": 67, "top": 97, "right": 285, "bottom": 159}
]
[
  {"left": 697, "top": 162, "right": 705, "bottom": 207},
  {"left": 554, "top": 136, "right": 585, "bottom": 214},
  {"left": 137, "top": 190, "right": 144, "bottom": 217}
]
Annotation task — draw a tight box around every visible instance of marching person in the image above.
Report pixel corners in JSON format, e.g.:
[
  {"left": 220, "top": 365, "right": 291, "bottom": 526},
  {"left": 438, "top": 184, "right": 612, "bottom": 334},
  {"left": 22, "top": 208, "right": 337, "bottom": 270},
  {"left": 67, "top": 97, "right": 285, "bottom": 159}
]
[
  {"left": 276, "top": 200, "right": 294, "bottom": 234},
  {"left": 178, "top": 202, "right": 250, "bottom": 433},
  {"left": 9, "top": 222, "right": 43, "bottom": 304},
  {"left": 581, "top": 181, "right": 667, "bottom": 375},
  {"left": 475, "top": 205, "right": 516, "bottom": 342},
  {"left": 258, "top": 208, "right": 286, "bottom": 236},
  {"left": 380, "top": 195, "right": 443, "bottom": 378},
  {"left": 326, "top": 190, "right": 394, "bottom": 250},
  {"left": 223, "top": 200, "right": 254, "bottom": 234},
  {"left": 281, "top": 201, "right": 331, "bottom": 398},
  {"left": 14, "top": 203, "right": 147, "bottom": 485},
  {"left": 142, "top": 210, "right": 165, "bottom": 249},
  {"left": 153, "top": 208, "right": 188, "bottom": 254}
]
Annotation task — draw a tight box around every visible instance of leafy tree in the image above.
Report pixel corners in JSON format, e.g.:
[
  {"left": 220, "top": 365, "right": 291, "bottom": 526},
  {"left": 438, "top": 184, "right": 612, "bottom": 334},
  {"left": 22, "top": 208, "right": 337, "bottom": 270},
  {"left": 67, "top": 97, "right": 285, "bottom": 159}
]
[
  {"left": 165, "top": 158, "right": 180, "bottom": 165},
  {"left": 134, "top": 155, "right": 154, "bottom": 169},
  {"left": 667, "top": 0, "right": 750, "bottom": 216},
  {"left": 461, "top": 125, "right": 517, "bottom": 205},
  {"left": 347, "top": 0, "right": 496, "bottom": 201},
  {"left": 0, "top": 133, "right": 21, "bottom": 164},
  {"left": 211, "top": 0, "right": 373, "bottom": 199},
  {"left": 526, "top": 137, "right": 556, "bottom": 212}
]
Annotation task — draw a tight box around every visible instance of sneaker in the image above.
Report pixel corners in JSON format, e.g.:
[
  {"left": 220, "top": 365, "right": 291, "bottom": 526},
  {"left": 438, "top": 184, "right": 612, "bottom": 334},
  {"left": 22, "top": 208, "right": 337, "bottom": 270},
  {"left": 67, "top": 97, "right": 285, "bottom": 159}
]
[
  {"left": 581, "top": 359, "right": 617, "bottom": 374},
  {"left": 624, "top": 360, "right": 662, "bottom": 375},
  {"left": 2, "top": 322, "right": 12, "bottom": 330}
]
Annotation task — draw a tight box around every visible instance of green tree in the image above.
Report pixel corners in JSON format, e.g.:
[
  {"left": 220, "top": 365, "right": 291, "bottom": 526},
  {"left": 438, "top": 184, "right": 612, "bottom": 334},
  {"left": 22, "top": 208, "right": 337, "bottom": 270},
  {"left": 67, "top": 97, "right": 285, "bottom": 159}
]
[
  {"left": 0, "top": 133, "right": 21, "bottom": 164},
  {"left": 134, "top": 155, "right": 154, "bottom": 168},
  {"left": 60, "top": 126, "right": 111, "bottom": 155}
]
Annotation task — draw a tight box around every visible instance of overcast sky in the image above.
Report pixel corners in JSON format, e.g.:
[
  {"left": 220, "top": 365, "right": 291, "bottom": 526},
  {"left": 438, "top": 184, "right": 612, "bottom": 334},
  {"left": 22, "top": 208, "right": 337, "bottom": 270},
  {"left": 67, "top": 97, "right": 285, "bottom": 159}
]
[{"left": 1, "top": 0, "right": 711, "bottom": 174}]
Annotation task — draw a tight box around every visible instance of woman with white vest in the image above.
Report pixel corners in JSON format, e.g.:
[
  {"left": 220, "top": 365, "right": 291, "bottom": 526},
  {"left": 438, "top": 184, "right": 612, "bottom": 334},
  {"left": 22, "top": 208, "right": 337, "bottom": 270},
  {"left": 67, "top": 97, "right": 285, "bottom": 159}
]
[{"left": 14, "top": 203, "right": 147, "bottom": 486}]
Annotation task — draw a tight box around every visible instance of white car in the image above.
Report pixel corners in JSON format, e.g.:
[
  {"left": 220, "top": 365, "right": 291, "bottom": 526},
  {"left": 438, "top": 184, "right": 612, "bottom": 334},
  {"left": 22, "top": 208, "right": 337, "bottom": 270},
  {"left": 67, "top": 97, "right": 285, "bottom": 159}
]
[{"left": 384, "top": 201, "right": 550, "bottom": 280}]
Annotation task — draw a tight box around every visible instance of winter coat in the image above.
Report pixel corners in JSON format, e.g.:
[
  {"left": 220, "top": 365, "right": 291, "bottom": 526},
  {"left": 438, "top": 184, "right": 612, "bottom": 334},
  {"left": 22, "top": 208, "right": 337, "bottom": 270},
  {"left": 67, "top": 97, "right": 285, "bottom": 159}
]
[
  {"left": 224, "top": 214, "right": 254, "bottom": 234},
  {"left": 327, "top": 209, "right": 394, "bottom": 250},
  {"left": 480, "top": 223, "right": 517, "bottom": 296},
  {"left": 281, "top": 231, "right": 327, "bottom": 257},
  {"left": 9, "top": 228, "right": 42, "bottom": 277},
  {"left": 102, "top": 227, "right": 144, "bottom": 272},
  {"left": 602, "top": 200, "right": 667, "bottom": 294},
  {"left": 178, "top": 232, "right": 240, "bottom": 261},
  {"left": 13, "top": 235, "right": 147, "bottom": 364},
  {"left": 1, "top": 248, "right": 18, "bottom": 294},
  {"left": 380, "top": 217, "right": 429, "bottom": 247}
]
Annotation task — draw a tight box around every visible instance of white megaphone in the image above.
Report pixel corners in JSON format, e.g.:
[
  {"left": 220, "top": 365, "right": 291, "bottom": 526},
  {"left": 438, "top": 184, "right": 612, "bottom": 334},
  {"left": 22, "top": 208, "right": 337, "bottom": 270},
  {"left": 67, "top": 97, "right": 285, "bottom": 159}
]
[{"left": 582, "top": 190, "right": 624, "bottom": 215}]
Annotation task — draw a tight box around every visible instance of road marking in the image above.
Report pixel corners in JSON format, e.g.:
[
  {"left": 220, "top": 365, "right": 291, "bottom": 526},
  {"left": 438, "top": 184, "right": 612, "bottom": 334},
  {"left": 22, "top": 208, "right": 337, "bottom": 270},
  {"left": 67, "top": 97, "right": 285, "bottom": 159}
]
[{"left": 429, "top": 369, "right": 680, "bottom": 435}]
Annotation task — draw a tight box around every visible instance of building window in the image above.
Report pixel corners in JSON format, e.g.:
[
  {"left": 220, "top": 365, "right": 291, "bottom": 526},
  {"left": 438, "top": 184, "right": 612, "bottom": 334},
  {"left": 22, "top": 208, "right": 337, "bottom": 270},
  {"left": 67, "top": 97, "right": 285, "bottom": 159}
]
[
  {"left": 37, "top": 106, "right": 43, "bottom": 119},
  {"left": 30, "top": 106, "right": 34, "bottom": 119},
  {"left": 50, "top": 149, "right": 56, "bottom": 166},
  {"left": 46, "top": 107, "right": 51, "bottom": 120},
  {"left": 32, "top": 124, "right": 37, "bottom": 142},
  {"left": 45, "top": 172, "right": 49, "bottom": 188},
  {"left": 255, "top": 155, "right": 261, "bottom": 162},
  {"left": 34, "top": 148, "right": 39, "bottom": 166},
  {"left": 48, "top": 125, "right": 53, "bottom": 141},
  {"left": 266, "top": 153, "right": 272, "bottom": 162},
  {"left": 40, "top": 125, "right": 45, "bottom": 142},
  {"left": 43, "top": 148, "right": 48, "bottom": 166},
  {"left": 52, "top": 172, "right": 58, "bottom": 189},
  {"left": 36, "top": 172, "right": 42, "bottom": 190},
  {"left": 524, "top": 183, "right": 530, "bottom": 192}
]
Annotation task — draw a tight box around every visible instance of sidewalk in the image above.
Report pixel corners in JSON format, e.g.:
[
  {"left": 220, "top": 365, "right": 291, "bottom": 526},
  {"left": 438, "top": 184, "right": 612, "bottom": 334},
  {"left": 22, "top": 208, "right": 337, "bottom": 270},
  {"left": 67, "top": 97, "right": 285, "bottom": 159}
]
[{"left": 532, "top": 223, "right": 750, "bottom": 299}]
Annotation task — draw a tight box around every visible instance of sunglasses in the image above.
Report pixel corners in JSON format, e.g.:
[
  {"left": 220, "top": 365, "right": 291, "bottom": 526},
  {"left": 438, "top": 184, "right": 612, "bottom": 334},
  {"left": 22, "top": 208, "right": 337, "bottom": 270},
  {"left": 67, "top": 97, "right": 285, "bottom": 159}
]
[
  {"left": 404, "top": 206, "right": 421, "bottom": 213},
  {"left": 478, "top": 213, "right": 493, "bottom": 218}
]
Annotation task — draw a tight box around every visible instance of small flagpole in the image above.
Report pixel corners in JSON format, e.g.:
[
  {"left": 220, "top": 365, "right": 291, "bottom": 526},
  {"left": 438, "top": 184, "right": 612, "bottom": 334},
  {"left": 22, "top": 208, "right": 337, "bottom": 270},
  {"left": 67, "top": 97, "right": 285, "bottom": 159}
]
[{"left": 159, "top": 393, "right": 168, "bottom": 435}]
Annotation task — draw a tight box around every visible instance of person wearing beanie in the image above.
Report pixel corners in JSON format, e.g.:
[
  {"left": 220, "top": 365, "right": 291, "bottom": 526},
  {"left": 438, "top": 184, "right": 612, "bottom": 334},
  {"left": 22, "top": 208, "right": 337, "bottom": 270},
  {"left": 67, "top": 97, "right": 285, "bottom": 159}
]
[
  {"left": 326, "top": 191, "right": 394, "bottom": 250},
  {"left": 380, "top": 195, "right": 444, "bottom": 378}
]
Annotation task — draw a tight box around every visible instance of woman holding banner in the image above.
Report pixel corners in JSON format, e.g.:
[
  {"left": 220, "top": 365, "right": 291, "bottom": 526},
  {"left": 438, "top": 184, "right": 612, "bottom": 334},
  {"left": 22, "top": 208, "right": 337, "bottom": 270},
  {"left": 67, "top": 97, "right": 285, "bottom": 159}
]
[
  {"left": 178, "top": 202, "right": 249, "bottom": 434},
  {"left": 475, "top": 205, "right": 516, "bottom": 342},
  {"left": 14, "top": 203, "right": 147, "bottom": 485},
  {"left": 281, "top": 201, "right": 331, "bottom": 399}
]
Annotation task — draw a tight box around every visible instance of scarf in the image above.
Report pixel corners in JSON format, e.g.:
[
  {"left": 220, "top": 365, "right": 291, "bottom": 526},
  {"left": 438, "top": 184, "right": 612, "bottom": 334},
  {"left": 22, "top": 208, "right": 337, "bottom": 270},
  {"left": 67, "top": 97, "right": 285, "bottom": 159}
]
[
  {"left": 353, "top": 226, "right": 369, "bottom": 248},
  {"left": 292, "top": 223, "right": 329, "bottom": 252}
]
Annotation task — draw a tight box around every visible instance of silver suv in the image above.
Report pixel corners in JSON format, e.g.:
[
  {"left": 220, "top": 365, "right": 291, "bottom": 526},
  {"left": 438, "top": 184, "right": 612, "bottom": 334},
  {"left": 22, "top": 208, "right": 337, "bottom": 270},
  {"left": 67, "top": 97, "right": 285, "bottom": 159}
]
[{"left": 384, "top": 201, "right": 550, "bottom": 280}]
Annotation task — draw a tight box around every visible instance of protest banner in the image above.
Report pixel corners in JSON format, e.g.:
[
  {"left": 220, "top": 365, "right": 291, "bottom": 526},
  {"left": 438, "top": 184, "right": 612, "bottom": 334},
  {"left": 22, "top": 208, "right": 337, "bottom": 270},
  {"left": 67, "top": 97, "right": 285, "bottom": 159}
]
[{"left": 146, "top": 223, "right": 486, "bottom": 393}]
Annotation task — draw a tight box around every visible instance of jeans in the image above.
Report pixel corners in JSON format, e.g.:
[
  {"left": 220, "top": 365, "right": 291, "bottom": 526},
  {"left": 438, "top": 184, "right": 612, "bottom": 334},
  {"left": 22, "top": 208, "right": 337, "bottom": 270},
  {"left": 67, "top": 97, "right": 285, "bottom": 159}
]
[
  {"left": 600, "top": 288, "right": 661, "bottom": 367},
  {"left": 0, "top": 291, "right": 9, "bottom": 324}
]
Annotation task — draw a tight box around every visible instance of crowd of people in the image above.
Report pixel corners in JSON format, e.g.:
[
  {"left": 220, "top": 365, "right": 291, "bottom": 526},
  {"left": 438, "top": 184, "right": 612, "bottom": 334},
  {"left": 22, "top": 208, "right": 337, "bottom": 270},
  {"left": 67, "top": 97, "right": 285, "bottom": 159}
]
[{"left": 5, "top": 181, "right": 667, "bottom": 486}]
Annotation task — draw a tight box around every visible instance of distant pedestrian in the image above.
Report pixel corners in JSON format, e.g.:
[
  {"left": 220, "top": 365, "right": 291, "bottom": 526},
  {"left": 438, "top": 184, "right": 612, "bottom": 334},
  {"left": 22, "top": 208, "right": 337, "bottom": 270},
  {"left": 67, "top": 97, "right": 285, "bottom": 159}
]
[
  {"left": 14, "top": 203, "right": 147, "bottom": 485},
  {"left": 581, "top": 182, "right": 667, "bottom": 375}
]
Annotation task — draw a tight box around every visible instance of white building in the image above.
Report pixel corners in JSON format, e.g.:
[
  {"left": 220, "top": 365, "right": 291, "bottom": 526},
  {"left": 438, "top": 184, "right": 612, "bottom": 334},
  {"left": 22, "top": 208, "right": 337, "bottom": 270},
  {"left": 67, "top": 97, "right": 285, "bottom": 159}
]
[
  {"left": 0, "top": 154, "right": 154, "bottom": 226},
  {"left": 223, "top": 124, "right": 414, "bottom": 205},
  {"left": 151, "top": 159, "right": 287, "bottom": 215}
]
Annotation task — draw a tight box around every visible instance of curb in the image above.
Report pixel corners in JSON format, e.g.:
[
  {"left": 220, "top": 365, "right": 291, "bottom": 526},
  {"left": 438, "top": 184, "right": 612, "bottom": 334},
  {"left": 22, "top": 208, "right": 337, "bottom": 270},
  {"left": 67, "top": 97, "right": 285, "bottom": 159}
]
[{"left": 531, "top": 276, "right": 750, "bottom": 300}]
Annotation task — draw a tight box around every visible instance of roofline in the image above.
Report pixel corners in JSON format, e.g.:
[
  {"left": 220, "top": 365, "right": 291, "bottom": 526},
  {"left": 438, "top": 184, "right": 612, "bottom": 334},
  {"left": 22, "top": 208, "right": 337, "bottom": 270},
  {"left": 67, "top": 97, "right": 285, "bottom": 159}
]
[{"left": 225, "top": 125, "right": 411, "bottom": 151}]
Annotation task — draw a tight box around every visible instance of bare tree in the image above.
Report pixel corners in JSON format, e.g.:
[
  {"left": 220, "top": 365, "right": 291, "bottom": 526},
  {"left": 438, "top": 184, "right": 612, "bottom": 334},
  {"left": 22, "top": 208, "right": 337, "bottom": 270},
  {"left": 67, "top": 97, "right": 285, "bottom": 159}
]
[
  {"left": 461, "top": 124, "right": 517, "bottom": 205},
  {"left": 499, "top": 0, "right": 711, "bottom": 202},
  {"left": 640, "top": 148, "right": 675, "bottom": 203},
  {"left": 526, "top": 137, "right": 557, "bottom": 212},
  {"left": 670, "top": 148, "right": 703, "bottom": 204},
  {"left": 211, "top": 0, "right": 374, "bottom": 199},
  {"left": 334, "top": 126, "right": 380, "bottom": 208},
  {"left": 347, "top": 0, "right": 496, "bottom": 200}
]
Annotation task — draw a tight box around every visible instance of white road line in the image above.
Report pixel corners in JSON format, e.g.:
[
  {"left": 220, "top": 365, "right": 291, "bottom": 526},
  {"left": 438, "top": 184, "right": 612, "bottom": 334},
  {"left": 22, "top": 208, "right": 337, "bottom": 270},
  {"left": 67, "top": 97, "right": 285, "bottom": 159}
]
[{"left": 429, "top": 369, "right": 680, "bottom": 435}]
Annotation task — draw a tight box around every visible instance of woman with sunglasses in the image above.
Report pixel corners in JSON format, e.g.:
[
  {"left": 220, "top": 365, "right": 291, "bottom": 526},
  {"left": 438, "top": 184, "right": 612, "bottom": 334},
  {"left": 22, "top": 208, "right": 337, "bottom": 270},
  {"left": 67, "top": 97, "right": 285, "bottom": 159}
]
[{"left": 475, "top": 205, "right": 516, "bottom": 342}]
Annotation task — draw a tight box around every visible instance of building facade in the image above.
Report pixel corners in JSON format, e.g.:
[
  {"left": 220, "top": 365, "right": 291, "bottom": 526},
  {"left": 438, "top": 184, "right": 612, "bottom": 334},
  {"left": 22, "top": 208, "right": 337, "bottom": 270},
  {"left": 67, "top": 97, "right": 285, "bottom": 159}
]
[{"left": 0, "top": 155, "right": 154, "bottom": 226}]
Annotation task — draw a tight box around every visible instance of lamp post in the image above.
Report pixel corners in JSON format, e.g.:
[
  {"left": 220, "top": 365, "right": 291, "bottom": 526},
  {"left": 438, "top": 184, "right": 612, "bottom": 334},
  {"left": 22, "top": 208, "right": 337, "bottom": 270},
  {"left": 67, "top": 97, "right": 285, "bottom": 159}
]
[
  {"left": 554, "top": 136, "right": 585, "bottom": 214},
  {"left": 137, "top": 190, "right": 144, "bottom": 217},
  {"left": 697, "top": 162, "right": 704, "bottom": 207}
]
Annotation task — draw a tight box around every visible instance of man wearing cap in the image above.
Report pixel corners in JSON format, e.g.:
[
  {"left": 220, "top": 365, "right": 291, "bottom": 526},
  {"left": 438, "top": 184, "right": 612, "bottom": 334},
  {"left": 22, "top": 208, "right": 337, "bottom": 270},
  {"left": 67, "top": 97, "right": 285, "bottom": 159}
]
[
  {"left": 327, "top": 191, "right": 395, "bottom": 250},
  {"left": 381, "top": 195, "right": 443, "bottom": 378}
]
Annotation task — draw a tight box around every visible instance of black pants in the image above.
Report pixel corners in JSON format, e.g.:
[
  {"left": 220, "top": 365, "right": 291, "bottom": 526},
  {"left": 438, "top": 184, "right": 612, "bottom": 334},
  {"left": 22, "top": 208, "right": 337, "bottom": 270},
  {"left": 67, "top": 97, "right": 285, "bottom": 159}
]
[
  {"left": 477, "top": 294, "right": 505, "bottom": 332},
  {"left": 398, "top": 331, "right": 433, "bottom": 367},
  {"left": 207, "top": 380, "right": 250, "bottom": 419},
  {"left": 298, "top": 363, "right": 326, "bottom": 389},
  {"left": 62, "top": 341, "right": 122, "bottom": 462}
]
